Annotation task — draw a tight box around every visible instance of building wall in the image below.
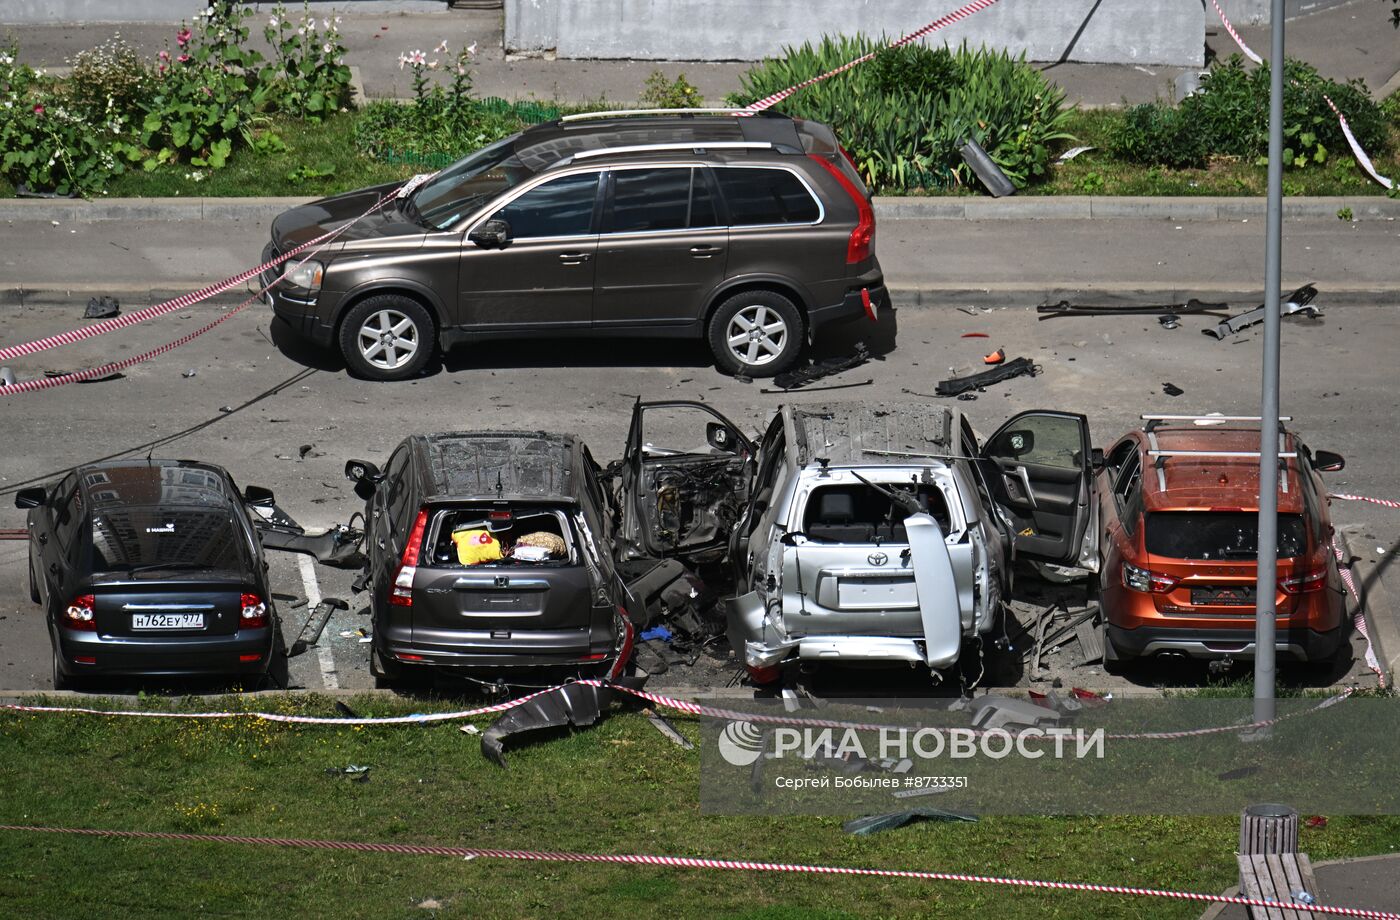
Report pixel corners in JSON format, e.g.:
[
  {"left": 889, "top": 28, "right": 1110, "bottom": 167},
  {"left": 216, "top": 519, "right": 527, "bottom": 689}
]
[{"left": 505, "top": 0, "right": 1206, "bottom": 66}]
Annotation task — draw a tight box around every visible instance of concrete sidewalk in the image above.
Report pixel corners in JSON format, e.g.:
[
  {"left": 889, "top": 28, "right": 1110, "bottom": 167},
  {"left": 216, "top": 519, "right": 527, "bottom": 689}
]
[
  {"left": 3, "top": 199, "right": 1398, "bottom": 308},
  {"left": 6, "top": 2, "right": 1397, "bottom": 108}
]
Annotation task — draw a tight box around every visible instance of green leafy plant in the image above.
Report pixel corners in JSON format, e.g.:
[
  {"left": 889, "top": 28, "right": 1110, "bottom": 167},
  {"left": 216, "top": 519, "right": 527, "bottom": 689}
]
[
  {"left": 1337, "top": 206, "right": 1354, "bottom": 220},
  {"left": 729, "top": 37, "right": 1072, "bottom": 192},
  {"left": 0, "top": 48, "right": 128, "bottom": 195},
  {"left": 1109, "top": 56, "right": 1389, "bottom": 172},
  {"left": 285, "top": 162, "right": 335, "bottom": 182},
  {"left": 64, "top": 35, "right": 151, "bottom": 121},
  {"left": 1077, "top": 170, "right": 1105, "bottom": 194},
  {"left": 259, "top": 3, "right": 353, "bottom": 120},
  {"left": 639, "top": 70, "right": 703, "bottom": 108}
]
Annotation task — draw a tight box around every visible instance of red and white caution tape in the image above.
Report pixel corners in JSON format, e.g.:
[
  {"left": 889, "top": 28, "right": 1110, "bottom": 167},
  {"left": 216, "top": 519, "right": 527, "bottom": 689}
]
[
  {"left": 1208, "top": 0, "right": 1395, "bottom": 190},
  {"left": 1332, "top": 536, "right": 1386, "bottom": 687},
  {"left": 1331, "top": 493, "right": 1400, "bottom": 511},
  {"left": 0, "top": 824, "right": 1395, "bottom": 918},
  {"left": 744, "top": 0, "right": 1003, "bottom": 112},
  {"left": 0, "top": 187, "right": 402, "bottom": 366},
  {"left": 0, "top": 678, "right": 1353, "bottom": 739}
]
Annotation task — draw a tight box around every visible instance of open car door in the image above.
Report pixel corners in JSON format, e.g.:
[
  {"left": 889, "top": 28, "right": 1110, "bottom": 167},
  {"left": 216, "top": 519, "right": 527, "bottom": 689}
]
[
  {"left": 616, "top": 400, "right": 753, "bottom": 564},
  {"left": 978, "top": 410, "right": 1096, "bottom": 569}
]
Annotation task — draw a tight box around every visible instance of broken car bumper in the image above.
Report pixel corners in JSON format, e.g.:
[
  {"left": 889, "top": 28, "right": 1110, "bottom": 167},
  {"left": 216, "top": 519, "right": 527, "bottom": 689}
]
[
  {"left": 1108, "top": 622, "right": 1347, "bottom": 663},
  {"left": 806, "top": 279, "right": 888, "bottom": 334}
]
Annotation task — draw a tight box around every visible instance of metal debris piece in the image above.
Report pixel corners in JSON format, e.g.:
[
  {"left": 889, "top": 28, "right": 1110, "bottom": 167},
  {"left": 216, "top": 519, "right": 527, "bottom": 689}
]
[
  {"left": 843, "top": 808, "right": 978, "bottom": 835},
  {"left": 1202, "top": 284, "right": 1321, "bottom": 340},
  {"left": 770, "top": 342, "right": 878, "bottom": 391},
  {"left": 1159, "top": 315, "right": 1180, "bottom": 330},
  {"left": 641, "top": 707, "right": 693, "bottom": 750},
  {"left": 759, "top": 378, "right": 872, "bottom": 395},
  {"left": 481, "top": 682, "right": 626, "bottom": 767},
  {"left": 1038, "top": 298, "right": 1228, "bottom": 320},
  {"left": 935, "top": 357, "right": 1037, "bottom": 397},
  {"left": 1162, "top": 382, "right": 1184, "bottom": 397},
  {"left": 1074, "top": 618, "right": 1104, "bottom": 666},
  {"left": 83, "top": 296, "right": 120, "bottom": 319},
  {"left": 968, "top": 696, "right": 1062, "bottom": 731},
  {"left": 286, "top": 597, "right": 349, "bottom": 658}
]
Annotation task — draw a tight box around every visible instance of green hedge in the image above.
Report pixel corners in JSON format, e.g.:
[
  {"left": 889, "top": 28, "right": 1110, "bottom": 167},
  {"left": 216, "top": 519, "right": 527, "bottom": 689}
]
[{"left": 728, "top": 37, "right": 1073, "bottom": 193}]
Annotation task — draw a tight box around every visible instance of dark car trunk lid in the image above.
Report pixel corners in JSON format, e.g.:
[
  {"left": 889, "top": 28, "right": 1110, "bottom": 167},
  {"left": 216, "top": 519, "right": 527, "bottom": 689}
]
[{"left": 90, "top": 577, "right": 252, "bottom": 637}]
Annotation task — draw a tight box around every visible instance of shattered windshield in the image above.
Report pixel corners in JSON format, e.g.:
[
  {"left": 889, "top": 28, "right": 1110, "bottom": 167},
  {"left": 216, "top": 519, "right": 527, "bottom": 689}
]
[{"left": 409, "top": 135, "right": 533, "bottom": 230}]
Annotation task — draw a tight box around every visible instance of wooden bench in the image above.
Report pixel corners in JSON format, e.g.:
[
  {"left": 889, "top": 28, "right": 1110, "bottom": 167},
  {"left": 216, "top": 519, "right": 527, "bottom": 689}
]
[{"left": 1237, "top": 852, "right": 1320, "bottom": 920}]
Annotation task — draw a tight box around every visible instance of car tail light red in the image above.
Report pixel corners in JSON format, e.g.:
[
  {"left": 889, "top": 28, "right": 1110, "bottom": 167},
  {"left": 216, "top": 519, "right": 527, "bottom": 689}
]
[
  {"left": 1123, "top": 563, "right": 1178, "bottom": 594},
  {"left": 64, "top": 594, "right": 96, "bottom": 631},
  {"left": 238, "top": 653, "right": 263, "bottom": 663},
  {"left": 809, "top": 154, "right": 875, "bottom": 264},
  {"left": 391, "top": 509, "right": 429, "bottom": 607},
  {"left": 240, "top": 593, "right": 269, "bottom": 629},
  {"left": 1279, "top": 566, "right": 1327, "bottom": 594}
]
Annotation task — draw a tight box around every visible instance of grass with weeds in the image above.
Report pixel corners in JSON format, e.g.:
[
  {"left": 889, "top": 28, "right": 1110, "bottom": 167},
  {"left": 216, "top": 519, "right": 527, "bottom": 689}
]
[{"left": 1, "top": 693, "right": 1398, "bottom": 918}]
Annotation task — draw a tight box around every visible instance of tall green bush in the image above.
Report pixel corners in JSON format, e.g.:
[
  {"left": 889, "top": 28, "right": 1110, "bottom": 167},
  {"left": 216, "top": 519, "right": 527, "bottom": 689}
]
[
  {"left": 728, "top": 37, "right": 1073, "bottom": 192},
  {"left": 1109, "top": 56, "right": 1390, "bottom": 170}
]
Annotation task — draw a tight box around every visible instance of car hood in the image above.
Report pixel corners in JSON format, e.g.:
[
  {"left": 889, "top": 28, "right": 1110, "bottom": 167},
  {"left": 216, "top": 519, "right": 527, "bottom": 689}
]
[{"left": 270, "top": 181, "right": 428, "bottom": 251}]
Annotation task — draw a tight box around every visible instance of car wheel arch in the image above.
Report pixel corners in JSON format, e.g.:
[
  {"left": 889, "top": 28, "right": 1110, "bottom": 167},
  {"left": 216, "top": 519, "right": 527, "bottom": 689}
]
[
  {"left": 704, "top": 277, "right": 812, "bottom": 329},
  {"left": 334, "top": 283, "right": 446, "bottom": 344}
]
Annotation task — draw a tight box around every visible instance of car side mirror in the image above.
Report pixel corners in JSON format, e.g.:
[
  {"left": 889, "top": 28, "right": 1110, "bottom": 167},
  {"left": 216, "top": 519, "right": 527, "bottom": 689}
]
[
  {"left": 469, "top": 218, "right": 511, "bottom": 250},
  {"left": 14, "top": 487, "right": 46, "bottom": 509},
  {"left": 1313, "top": 450, "right": 1345, "bottom": 472},
  {"left": 1090, "top": 447, "right": 1105, "bottom": 471},
  {"left": 706, "top": 422, "right": 737, "bottom": 454},
  {"left": 345, "top": 460, "right": 382, "bottom": 484},
  {"left": 243, "top": 485, "right": 276, "bottom": 508}
]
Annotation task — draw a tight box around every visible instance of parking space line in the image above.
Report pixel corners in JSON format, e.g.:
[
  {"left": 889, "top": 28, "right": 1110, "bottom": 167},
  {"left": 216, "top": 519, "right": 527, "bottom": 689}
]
[{"left": 296, "top": 555, "right": 338, "bottom": 690}]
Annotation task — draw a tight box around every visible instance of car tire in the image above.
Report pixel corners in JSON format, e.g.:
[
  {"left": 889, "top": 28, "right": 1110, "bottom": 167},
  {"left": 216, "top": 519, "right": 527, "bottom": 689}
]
[
  {"left": 51, "top": 648, "right": 73, "bottom": 692},
  {"left": 28, "top": 557, "right": 40, "bottom": 604},
  {"left": 339, "top": 295, "right": 434, "bottom": 382},
  {"left": 707, "top": 291, "right": 803, "bottom": 378}
]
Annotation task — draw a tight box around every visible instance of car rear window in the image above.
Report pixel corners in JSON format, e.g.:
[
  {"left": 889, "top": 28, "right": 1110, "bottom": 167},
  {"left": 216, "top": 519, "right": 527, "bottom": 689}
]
[
  {"left": 1144, "top": 512, "right": 1308, "bottom": 560},
  {"left": 89, "top": 506, "right": 249, "bottom": 572},
  {"left": 715, "top": 167, "right": 819, "bottom": 225},
  {"left": 424, "top": 504, "right": 577, "bottom": 567},
  {"left": 801, "top": 482, "right": 950, "bottom": 544}
]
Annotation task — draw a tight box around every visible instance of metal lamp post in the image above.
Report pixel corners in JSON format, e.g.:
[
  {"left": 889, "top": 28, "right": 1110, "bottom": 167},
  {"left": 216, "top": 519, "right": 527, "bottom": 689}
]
[{"left": 1254, "top": 0, "right": 1286, "bottom": 724}]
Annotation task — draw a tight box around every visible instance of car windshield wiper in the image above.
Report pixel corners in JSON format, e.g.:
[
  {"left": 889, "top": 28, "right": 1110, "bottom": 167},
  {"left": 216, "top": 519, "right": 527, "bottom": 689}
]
[{"left": 116, "top": 562, "right": 216, "bottom": 576}]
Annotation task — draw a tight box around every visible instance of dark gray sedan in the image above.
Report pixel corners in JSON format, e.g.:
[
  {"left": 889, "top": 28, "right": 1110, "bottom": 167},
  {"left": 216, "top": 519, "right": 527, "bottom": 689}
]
[{"left": 17, "top": 460, "right": 280, "bottom": 690}]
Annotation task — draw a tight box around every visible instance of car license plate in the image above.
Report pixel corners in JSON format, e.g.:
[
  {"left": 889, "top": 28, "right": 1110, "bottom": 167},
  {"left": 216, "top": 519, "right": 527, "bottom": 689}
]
[
  {"left": 131, "top": 613, "right": 204, "bottom": 630},
  {"left": 1191, "top": 587, "right": 1255, "bottom": 607}
]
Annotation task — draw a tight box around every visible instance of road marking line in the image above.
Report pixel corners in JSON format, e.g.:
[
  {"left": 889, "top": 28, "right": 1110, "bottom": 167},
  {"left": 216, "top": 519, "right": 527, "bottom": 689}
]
[{"left": 296, "top": 555, "right": 338, "bottom": 690}]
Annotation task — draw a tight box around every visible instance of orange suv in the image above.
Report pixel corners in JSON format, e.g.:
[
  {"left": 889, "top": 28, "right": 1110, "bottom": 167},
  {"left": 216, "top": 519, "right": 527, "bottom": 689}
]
[{"left": 1096, "top": 416, "right": 1348, "bottom": 668}]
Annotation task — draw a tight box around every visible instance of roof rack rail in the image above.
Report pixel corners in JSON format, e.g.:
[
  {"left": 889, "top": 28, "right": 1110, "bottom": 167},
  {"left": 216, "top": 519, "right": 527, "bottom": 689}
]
[
  {"left": 559, "top": 107, "right": 775, "bottom": 122},
  {"left": 563, "top": 141, "right": 775, "bottom": 163},
  {"left": 1147, "top": 450, "right": 1297, "bottom": 459},
  {"left": 1140, "top": 415, "right": 1293, "bottom": 422}
]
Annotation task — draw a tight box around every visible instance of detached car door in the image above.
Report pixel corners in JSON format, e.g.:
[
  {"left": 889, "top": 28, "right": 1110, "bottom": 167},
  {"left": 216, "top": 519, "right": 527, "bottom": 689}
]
[
  {"left": 616, "top": 400, "right": 753, "bottom": 563},
  {"left": 979, "top": 410, "right": 1096, "bottom": 568},
  {"left": 458, "top": 170, "right": 603, "bottom": 332}
]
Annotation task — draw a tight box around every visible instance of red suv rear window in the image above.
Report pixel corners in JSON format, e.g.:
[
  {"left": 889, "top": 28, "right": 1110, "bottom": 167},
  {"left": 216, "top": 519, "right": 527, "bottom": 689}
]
[{"left": 1144, "top": 511, "right": 1308, "bottom": 560}]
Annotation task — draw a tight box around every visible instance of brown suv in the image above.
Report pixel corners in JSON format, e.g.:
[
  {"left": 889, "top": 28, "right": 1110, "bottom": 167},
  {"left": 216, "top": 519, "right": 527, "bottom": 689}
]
[{"left": 262, "top": 109, "right": 886, "bottom": 381}]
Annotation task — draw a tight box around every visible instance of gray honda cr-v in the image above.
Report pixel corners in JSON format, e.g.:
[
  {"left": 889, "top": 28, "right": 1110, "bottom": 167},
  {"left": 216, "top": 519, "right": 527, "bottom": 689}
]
[{"left": 262, "top": 109, "right": 886, "bottom": 380}]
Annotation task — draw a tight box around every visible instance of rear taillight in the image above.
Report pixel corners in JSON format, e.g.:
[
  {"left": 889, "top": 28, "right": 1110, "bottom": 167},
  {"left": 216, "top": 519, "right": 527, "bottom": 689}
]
[
  {"left": 809, "top": 154, "right": 874, "bottom": 264},
  {"left": 391, "top": 509, "right": 429, "bottom": 607},
  {"left": 1280, "top": 567, "right": 1327, "bottom": 594},
  {"left": 63, "top": 594, "right": 96, "bottom": 631},
  {"left": 1123, "top": 563, "right": 1178, "bottom": 594},
  {"left": 240, "top": 592, "right": 269, "bottom": 629}
]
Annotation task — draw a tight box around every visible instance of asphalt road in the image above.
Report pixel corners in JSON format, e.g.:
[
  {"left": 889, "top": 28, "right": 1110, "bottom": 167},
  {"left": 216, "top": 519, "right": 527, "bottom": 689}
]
[{"left": 1, "top": 287, "right": 1395, "bottom": 695}]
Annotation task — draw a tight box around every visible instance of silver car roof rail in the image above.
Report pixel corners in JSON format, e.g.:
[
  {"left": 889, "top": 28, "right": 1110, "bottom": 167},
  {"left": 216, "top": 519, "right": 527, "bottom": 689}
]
[
  {"left": 562, "top": 141, "right": 776, "bottom": 163},
  {"left": 1141, "top": 414, "right": 1291, "bottom": 433},
  {"left": 1146, "top": 446, "right": 1294, "bottom": 494},
  {"left": 560, "top": 108, "right": 768, "bottom": 122}
]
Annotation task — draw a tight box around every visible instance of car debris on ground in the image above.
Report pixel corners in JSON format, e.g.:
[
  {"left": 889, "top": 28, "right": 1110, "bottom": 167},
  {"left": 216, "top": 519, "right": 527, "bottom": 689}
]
[
  {"left": 83, "top": 296, "right": 120, "bottom": 319},
  {"left": 1201, "top": 284, "right": 1321, "bottom": 340},
  {"left": 842, "top": 808, "right": 978, "bottom": 835},
  {"left": 934, "top": 357, "right": 1038, "bottom": 396}
]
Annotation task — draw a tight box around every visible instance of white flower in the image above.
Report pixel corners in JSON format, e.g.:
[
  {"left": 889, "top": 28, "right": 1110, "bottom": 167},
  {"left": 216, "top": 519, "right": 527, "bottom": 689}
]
[
  {"left": 0, "top": 52, "right": 12, "bottom": 66},
  {"left": 435, "top": 40, "right": 449, "bottom": 54},
  {"left": 466, "top": 42, "right": 478, "bottom": 55},
  {"left": 269, "top": 16, "right": 279, "bottom": 28},
  {"left": 323, "top": 18, "right": 331, "bottom": 30},
  {"left": 323, "top": 43, "right": 332, "bottom": 54},
  {"left": 334, "top": 15, "right": 342, "bottom": 25}
]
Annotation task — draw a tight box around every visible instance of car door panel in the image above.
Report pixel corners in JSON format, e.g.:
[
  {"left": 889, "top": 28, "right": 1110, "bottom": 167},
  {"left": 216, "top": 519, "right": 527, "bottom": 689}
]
[
  {"left": 980, "top": 410, "right": 1094, "bottom": 566},
  {"left": 458, "top": 171, "right": 602, "bottom": 331},
  {"left": 617, "top": 400, "right": 753, "bottom": 562}
]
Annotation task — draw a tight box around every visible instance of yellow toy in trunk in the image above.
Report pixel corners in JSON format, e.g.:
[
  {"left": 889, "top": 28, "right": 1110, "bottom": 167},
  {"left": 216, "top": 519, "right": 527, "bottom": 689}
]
[{"left": 452, "top": 528, "right": 503, "bottom": 565}]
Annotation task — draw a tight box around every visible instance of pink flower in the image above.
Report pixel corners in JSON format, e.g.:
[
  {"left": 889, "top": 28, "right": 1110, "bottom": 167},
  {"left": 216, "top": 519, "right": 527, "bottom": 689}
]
[
  {"left": 32, "top": 103, "right": 44, "bottom": 115},
  {"left": 202, "top": 86, "right": 212, "bottom": 97},
  {"left": 177, "top": 53, "right": 190, "bottom": 63},
  {"left": 159, "top": 49, "right": 170, "bottom": 62},
  {"left": 176, "top": 27, "right": 192, "bottom": 47}
]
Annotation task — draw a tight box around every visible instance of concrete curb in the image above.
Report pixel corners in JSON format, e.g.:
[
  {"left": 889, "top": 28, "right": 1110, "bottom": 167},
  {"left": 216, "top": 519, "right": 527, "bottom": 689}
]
[
  {"left": 6, "top": 281, "right": 1400, "bottom": 310},
  {"left": 4, "top": 195, "right": 1400, "bottom": 223},
  {"left": 1341, "top": 527, "right": 1400, "bottom": 687}
]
